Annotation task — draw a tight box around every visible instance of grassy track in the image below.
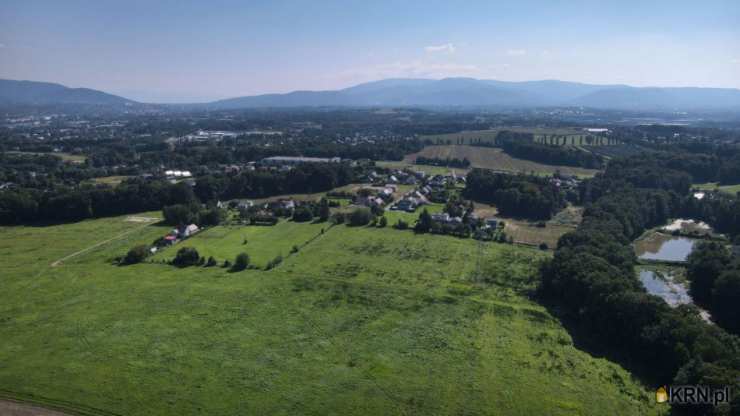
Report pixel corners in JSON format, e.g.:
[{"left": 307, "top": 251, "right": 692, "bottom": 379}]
[{"left": 0, "top": 214, "right": 662, "bottom": 415}]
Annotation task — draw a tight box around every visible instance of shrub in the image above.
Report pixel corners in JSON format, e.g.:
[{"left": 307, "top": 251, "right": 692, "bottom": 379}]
[
  {"left": 173, "top": 247, "right": 200, "bottom": 267},
  {"left": 348, "top": 208, "right": 373, "bottom": 226},
  {"left": 395, "top": 219, "right": 409, "bottom": 230},
  {"left": 292, "top": 206, "right": 314, "bottom": 222},
  {"left": 232, "top": 252, "right": 250, "bottom": 271},
  {"left": 123, "top": 245, "right": 150, "bottom": 264},
  {"left": 206, "top": 256, "right": 217, "bottom": 267},
  {"left": 318, "top": 200, "right": 331, "bottom": 221},
  {"left": 379, "top": 216, "right": 388, "bottom": 228},
  {"left": 266, "top": 254, "right": 283, "bottom": 270},
  {"left": 330, "top": 212, "right": 346, "bottom": 224},
  {"left": 290, "top": 245, "right": 300, "bottom": 254},
  {"left": 539, "top": 242, "right": 549, "bottom": 250}
]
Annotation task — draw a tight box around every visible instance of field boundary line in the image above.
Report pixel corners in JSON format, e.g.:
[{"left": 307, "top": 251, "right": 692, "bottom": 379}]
[
  {"left": 50, "top": 220, "right": 157, "bottom": 267},
  {"left": 0, "top": 391, "right": 124, "bottom": 416}
]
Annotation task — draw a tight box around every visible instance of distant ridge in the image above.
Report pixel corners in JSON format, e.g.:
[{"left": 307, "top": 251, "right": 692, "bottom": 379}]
[
  {"left": 0, "top": 79, "right": 134, "bottom": 106},
  {"left": 2, "top": 77, "right": 740, "bottom": 111},
  {"left": 208, "top": 78, "right": 740, "bottom": 111}
]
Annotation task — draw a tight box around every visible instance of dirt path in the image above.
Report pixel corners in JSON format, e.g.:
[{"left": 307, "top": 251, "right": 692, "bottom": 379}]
[
  {"left": 50, "top": 220, "right": 157, "bottom": 267},
  {"left": 0, "top": 399, "right": 73, "bottom": 416}
]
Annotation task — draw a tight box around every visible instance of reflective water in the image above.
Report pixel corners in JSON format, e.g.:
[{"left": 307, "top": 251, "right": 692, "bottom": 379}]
[
  {"left": 635, "top": 233, "right": 697, "bottom": 262},
  {"left": 638, "top": 270, "right": 692, "bottom": 307}
]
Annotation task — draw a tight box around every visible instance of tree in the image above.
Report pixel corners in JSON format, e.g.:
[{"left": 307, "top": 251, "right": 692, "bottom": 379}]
[
  {"left": 206, "top": 256, "right": 218, "bottom": 267},
  {"left": 123, "top": 245, "right": 150, "bottom": 264},
  {"left": 292, "top": 205, "right": 314, "bottom": 222},
  {"left": 163, "top": 204, "right": 197, "bottom": 225},
  {"left": 318, "top": 199, "right": 331, "bottom": 222},
  {"left": 395, "top": 219, "right": 409, "bottom": 230},
  {"left": 414, "top": 208, "right": 432, "bottom": 233},
  {"left": 198, "top": 207, "right": 226, "bottom": 226},
  {"left": 687, "top": 241, "right": 731, "bottom": 305},
  {"left": 348, "top": 208, "right": 373, "bottom": 226},
  {"left": 232, "top": 252, "right": 250, "bottom": 271},
  {"left": 173, "top": 247, "right": 200, "bottom": 267},
  {"left": 711, "top": 270, "right": 740, "bottom": 334},
  {"left": 379, "top": 216, "right": 388, "bottom": 228}
]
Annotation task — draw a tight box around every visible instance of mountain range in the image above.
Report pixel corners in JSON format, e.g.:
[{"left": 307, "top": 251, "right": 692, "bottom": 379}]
[
  {"left": 2, "top": 77, "right": 740, "bottom": 111},
  {"left": 0, "top": 79, "right": 133, "bottom": 106}
]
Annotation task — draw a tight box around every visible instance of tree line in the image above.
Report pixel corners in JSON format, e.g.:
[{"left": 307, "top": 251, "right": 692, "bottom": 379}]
[
  {"left": 540, "top": 155, "right": 740, "bottom": 414},
  {"left": 464, "top": 169, "right": 565, "bottom": 220},
  {"left": 414, "top": 156, "right": 471, "bottom": 168},
  {"left": 0, "top": 162, "right": 358, "bottom": 225},
  {"left": 496, "top": 131, "right": 604, "bottom": 169}
]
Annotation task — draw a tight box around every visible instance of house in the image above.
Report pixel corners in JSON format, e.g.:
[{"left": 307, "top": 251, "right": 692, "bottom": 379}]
[
  {"left": 164, "top": 235, "right": 177, "bottom": 245},
  {"left": 431, "top": 213, "right": 451, "bottom": 223},
  {"left": 236, "top": 199, "right": 254, "bottom": 210},
  {"left": 395, "top": 199, "right": 416, "bottom": 212},
  {"left": 177, "top": 224, "right": 199, "bottom": 238},
  {"left": 358, "top": 196, "right": 384, "bottom": 207},
  {"left": 485, "top": 218, "right": 499, "bottom": 228}
]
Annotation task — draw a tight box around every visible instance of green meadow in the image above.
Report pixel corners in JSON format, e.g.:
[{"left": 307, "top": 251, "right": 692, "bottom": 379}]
[
  {"left": 152, "top": 220, "right": 329, "bottom": 268},
  {"left": 693, "top": 182, "right": 740, "bottom": 195},
  {"left": 0, "top": 214, "right": 662, "bottom": 415}
]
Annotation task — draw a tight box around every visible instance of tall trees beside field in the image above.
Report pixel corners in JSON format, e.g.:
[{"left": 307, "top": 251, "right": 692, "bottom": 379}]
[
  {"left": 0, "top": 179, "right": 197, "bottom": 225},
  {"left": 496, "top": 133, "right": 604, "bottom": 169},
  {"left": 464, "top": 169, "right": 565, "bottom": 220},
  {"left": 539, "top": 154, "right": 740, "bottom": 414},
  {"left": 0, "top": 162, "right": 356, "bottom": 225}
]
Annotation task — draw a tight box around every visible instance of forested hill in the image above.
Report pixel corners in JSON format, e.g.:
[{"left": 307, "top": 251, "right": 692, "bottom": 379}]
[{"left": 0, "top": 79, "right": 134, "bottom": 106}]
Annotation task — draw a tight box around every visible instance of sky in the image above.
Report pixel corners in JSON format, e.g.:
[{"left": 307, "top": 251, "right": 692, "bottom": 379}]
[{"left": 1, "top": 0, "right": 739, "bottom": 103}]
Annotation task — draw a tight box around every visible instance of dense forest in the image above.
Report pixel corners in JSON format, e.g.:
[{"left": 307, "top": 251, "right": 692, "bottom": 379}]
[
  {"left": 541, "top": 154, "right": 740, "bottom": 415},
  {"left": 0, "top": 162, "right": 357, "bottom": 224},
  {"left": 464, "top": 169, "right": 565, "bottom": 220}
]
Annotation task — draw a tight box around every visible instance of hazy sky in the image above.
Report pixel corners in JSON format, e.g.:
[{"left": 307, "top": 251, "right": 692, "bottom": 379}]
[{"left": 1, "top": 0, "right": 739, "bottom": 102}]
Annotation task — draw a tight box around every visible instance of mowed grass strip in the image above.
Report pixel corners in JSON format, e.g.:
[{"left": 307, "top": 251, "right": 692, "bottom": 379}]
[
  {"left": 0, "top": 215, "right": 661, "bottom": 415},
  {"left": 693, "top": 182, "right": 740, "bottom": 195},
  {"left": 405, "top": 145, "right": 598, "bottom": 177},
  {"left": 151, "top": 220, "right": 330, "bottom": 267}
]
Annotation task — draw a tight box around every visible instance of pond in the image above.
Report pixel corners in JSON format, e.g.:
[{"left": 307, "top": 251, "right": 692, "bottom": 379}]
[
  {"left": 634, "top": 232, "right": 697, "bottom": 262},
  {"left": 638, "top": 270, "right": 692, "bottom": 307}
]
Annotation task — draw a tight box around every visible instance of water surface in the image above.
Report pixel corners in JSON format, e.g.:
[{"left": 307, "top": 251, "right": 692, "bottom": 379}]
[
  {"left": 635, "top": 233, "right": 697, "bottom": 262},
  {"left": 638, "top": 270, "right": 692, "bottom": 307}
]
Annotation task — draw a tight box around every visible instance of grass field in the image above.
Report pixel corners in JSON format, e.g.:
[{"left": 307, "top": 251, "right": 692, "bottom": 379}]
[
  {"left": 503, "top": 220, "right": 575, "bottom": 248},
  {"left": 87, "top": 175, "right": 132, "bottom": 187},
  {"left": 152, "top": 220, "right": 330, "bottom": 268},
  {"left": 693, "top": 182, "right": 740, "bottom": 195},
  {"left": 421, "top": 128, "right": 618, "bottom": 147},
  {"left": 376, "top": 160, "right": 469, "bottom": 176},
  {"left": 405, "top": 145, "right": 598, "bottom": 177},
  {"left": 5, "top": 151, "right": 87, "bottom": 163},
  {"left": 0, "top": 213, "right": 661, "bottom": 415}
]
